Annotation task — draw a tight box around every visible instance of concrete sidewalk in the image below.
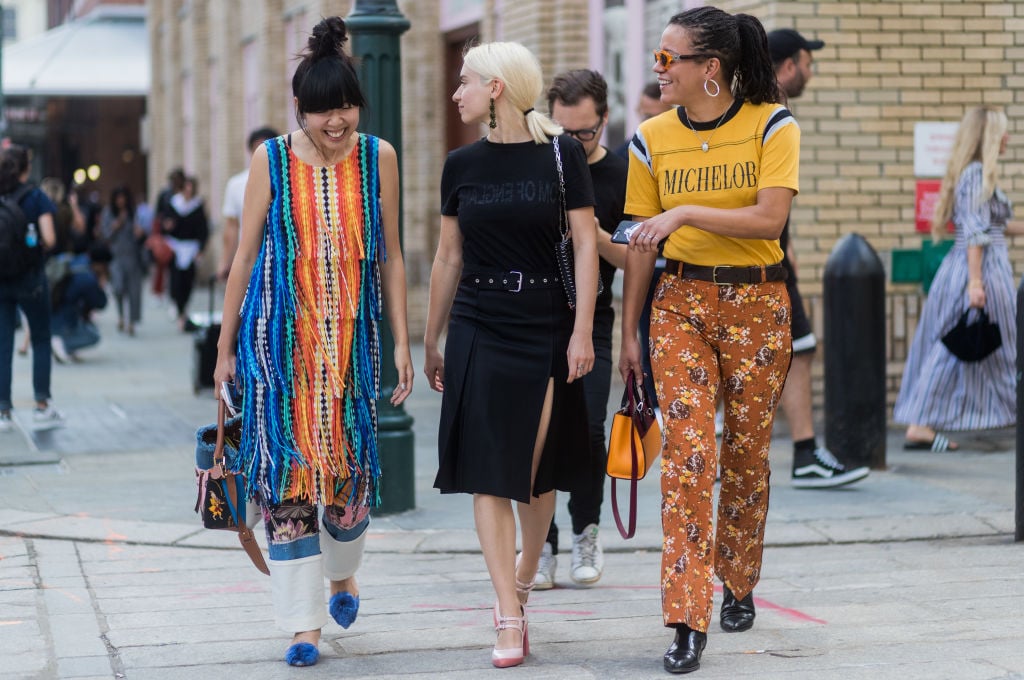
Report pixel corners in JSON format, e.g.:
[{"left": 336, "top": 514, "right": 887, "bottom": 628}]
[{"left": 1, "top": 289, "right": 1022, "bottom": 679}]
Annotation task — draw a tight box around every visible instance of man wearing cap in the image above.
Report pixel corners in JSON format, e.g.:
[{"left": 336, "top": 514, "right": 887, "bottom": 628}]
[{"left": 767, "top": 28, "right": 870, "bottom": 489}]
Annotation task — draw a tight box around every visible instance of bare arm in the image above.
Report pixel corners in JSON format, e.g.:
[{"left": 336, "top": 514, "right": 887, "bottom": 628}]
[
  {"left": 422, "top": 215, "right": 464, "bottom": 392},
  {"left": 966, "top": 244, "right": 985, "bottom": 309},
  {"left": 69, "top": 193, "right": 86, "bottom": 235},
  {"left": 38, "top": 213, "right": 57, "bottom": 250},
  {"left": 566, "top": 205, "right": 597, "bottom": 383},
  {"left": 618, "top": 214, "right": 658, "bottom": 386},
  {"left": 218, "top": 216, "right": 240, "bottom": 280},
  {"left": 595, "top": 217, "right": 628, "bottom": 270},
  {"left": 376, "top": 141, "right": 414, "bottom": 405},
  {"left": 213, "top": 145, "right": 272, "bottom": 386},
  {"left": 629, "top": 187, "right": 795, "bottom": 251}
]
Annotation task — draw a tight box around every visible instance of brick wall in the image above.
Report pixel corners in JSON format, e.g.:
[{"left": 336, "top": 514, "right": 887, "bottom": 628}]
[
  {"left": 148, "top": 2, "right": 1024, "bottom": 413},
  {"left": 714, "top": 0, "right": 1024, "bottom": 414}
]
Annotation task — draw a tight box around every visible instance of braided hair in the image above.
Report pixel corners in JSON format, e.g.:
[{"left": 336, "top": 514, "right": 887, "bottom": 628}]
[{"left": 669, "top": 7, "right": 780, "bottom": 105}]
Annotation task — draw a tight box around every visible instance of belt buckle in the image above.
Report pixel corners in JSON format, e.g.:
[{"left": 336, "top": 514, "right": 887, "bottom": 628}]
[
  {"left": 508, "top": 270, "right": 523, "bottom": 293},
  {"left": 712, "top": 265, "right": 730, "bottom": 286}
]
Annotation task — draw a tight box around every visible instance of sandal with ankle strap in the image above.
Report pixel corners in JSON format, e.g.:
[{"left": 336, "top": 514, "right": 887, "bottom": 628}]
[
  {"left": 515, "top": 576, "right": 534, "bottom": 605},
  {"left": 491, "top": 602, "right": 528, "bottom": 668}
]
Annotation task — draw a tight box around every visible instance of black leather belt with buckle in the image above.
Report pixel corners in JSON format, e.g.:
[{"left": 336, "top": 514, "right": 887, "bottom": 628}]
[{"left": 463, "top": 271, "right": 561, "bottom": 292}]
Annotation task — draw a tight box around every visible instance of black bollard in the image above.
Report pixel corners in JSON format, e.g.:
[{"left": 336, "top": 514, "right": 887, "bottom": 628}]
[
  {"left": 1016, "top": 278, "right": 1024, "bottom": 542},
  {"left": 823, "top": 233, "right": 887, "bottom": 470}
]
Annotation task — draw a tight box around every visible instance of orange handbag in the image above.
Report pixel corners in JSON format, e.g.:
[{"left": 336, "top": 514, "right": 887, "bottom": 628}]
[{"left": 606, "top": 372, "right": 661, "bottom": 539}]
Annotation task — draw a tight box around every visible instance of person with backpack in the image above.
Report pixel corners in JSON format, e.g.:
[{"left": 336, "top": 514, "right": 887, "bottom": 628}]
[{"left": 0, "top": 144, "right": 64, "bottom": 432}]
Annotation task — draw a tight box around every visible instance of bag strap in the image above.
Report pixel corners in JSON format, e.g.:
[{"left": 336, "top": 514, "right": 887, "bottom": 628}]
[
  {"left": 5, "top": 182, "right": 34, "bottom": 204},
  {"left": 552, "top": 136, "right": 569, "bottom": 241},
  {"left": 611, "top": 370, "right": 642, "bottom": 539},
  {"left": 214, "top": 398, "right": 270, "bottom": 575}
]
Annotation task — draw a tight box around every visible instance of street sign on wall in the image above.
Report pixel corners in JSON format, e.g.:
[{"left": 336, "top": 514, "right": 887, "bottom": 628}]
[{"left": 913, "top": 121, "right": 958, "bottom": 178}]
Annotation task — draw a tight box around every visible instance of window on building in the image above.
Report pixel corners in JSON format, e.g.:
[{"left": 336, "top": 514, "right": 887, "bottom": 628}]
[{"left": 3, "top": 7, "right": 17, "bottom": 41}]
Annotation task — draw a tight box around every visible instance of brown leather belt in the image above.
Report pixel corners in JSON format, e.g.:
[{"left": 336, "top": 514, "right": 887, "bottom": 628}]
[{"left": 664, "top": 259, "right": 788, "bottom": 285}]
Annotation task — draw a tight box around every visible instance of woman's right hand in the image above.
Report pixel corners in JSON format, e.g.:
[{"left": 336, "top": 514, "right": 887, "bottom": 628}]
[
  {"left": 213, "top": 351, "right": 237, "bottom": 390},
  {"left": 619, "top": 334, "right": 644, "bottom": 387},
  {"left": 423, "top": 345, "right": 445, "bottom": 393}
]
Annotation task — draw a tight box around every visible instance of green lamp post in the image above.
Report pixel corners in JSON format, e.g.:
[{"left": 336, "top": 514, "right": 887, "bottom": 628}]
[{"left": 347, "top": 0, "right": 415, "bottom": 515}]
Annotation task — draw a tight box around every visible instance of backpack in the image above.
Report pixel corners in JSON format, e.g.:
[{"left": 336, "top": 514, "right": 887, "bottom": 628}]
[{"left": 0, "top": 184, "right": 42, "bottom": 281}]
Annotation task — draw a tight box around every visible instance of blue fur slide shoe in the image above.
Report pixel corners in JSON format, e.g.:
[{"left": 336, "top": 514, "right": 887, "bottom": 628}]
[
  {"left": 285, "top": 642, "right": 319, "bottom": 667},
  {"left": 329, "top": 591, "right": 360, "bottom": 629}
]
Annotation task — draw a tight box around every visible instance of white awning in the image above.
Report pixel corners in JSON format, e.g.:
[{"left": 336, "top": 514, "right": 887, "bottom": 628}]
[{"left": 1, "top": 6, "right": 148, "bottom": 97}]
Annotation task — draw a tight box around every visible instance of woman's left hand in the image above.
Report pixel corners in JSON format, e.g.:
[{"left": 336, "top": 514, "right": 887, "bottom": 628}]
[
  {"left": 629, "top": 208, "right": 681, "bottom": 252},
  {"left": 566, "top": 331, "right": 594, "bottom": 384},
  {"left": 391, "top": 347, "right": 414, "bottom": 405},
  {"left": 968, "top": 283, "right": 986, "bottom": 309}
]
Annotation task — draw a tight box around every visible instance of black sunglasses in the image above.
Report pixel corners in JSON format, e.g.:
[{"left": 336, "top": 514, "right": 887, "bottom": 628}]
[{"left": 562, "top": 120, "right": 604, "bottom": 142}]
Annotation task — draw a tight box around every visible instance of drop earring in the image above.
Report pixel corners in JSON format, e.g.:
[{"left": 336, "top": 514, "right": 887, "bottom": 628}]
[{"left": 489, "top": 97, "right": 497, "bottom": 129}]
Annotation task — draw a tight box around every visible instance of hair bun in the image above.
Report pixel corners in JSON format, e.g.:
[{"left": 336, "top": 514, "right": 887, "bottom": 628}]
[{"left": 308, "top": 16, "right": 348, "bottom": 59}]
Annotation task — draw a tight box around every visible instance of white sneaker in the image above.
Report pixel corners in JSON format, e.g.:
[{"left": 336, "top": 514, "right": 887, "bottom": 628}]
[
  {"left": 32, "top": 406, "right": 65, "bottom": 431},
  {"left": 0, "top": 412, "right": 12, "bottom": 433},
  {"left": 51, "top": 336, "right": 71, "bottom": 364},
  {"left": 570, "top": 524, "right": 605, "bottom": 585},
  {"left": 532, "top": 542, "right": 557, "bottom": 590}
]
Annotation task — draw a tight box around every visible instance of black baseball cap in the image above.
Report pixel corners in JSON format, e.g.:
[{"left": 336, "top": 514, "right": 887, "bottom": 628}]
[{"left": 767, "top": 29, "right": 825, "bottom": 63}]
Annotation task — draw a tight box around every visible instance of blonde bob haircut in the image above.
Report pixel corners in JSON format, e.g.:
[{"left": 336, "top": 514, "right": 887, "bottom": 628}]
[
  {"left": 932, "top": 106, "right": 1008, "bottom": 241},
  {"left": 463, "top": 41, "right": 563, "bottom": 145}
]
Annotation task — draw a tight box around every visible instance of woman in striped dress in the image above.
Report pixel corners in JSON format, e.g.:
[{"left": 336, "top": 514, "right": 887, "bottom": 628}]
[
  {"left": 214, "top": 17, "right": 413, "bottom": 667},
  {"left": 895, "top": 106, "right": 1023, "bottom": 450}
]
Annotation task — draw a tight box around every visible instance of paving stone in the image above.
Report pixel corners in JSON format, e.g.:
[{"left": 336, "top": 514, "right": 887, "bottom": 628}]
[{"left": 55, "top": 655, "right": 114, "bottom": 678}]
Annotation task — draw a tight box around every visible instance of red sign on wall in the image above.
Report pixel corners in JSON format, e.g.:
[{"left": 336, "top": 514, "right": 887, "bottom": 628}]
[{"left": 915, "top": 179, "right": 953, "bottom": 233}]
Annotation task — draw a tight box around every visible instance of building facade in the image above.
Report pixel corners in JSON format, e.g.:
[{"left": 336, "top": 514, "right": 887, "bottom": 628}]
[{"left": 147, "top": 0, "right": 1024, "bottom": 411}]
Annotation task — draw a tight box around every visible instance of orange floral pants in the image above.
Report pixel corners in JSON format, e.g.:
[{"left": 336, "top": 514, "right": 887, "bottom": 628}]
[{"left": 649, "top": 274, "right": 791, "bottom": 632}]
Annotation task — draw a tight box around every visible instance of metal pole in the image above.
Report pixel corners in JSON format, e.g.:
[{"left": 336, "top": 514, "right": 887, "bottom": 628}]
[
  {"left": 823, "top": 233, "right": 887, "bottom": 470},
  {"left": 347, "top": 0, "right": 414, "bottom": 516},
  {"left": 1016, "top": 279, "right": 1023, "bottom": 541}
]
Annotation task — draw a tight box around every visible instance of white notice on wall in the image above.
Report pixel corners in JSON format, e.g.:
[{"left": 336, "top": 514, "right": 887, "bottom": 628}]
[{"left": 913, "top": 122, "right": 959, "bottom": 178}]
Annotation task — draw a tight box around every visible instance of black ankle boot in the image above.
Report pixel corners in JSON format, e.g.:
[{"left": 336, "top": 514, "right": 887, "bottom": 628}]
[
  {"left": 663, "top": 624, "right": 706, "bottom": 674},
  {"left": 720, "top": 585, "right": 755, "bottom": 632}
]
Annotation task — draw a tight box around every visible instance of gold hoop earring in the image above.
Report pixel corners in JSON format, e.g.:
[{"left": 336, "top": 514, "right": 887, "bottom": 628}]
[
  {"left": 703, "top": 79, "right": 720, "bottom": 97},
  {"left": 489, "top": 98, "right": 497, "bottom": 129}
]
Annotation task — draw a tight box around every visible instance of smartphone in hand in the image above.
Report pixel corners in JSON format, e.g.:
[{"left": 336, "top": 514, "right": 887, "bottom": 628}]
[
  {"left": 220, "top": 381, "right": 242, "bottom": 416},
  {"left": 611, "top": 220, "right": 643, "bottom": 244}
]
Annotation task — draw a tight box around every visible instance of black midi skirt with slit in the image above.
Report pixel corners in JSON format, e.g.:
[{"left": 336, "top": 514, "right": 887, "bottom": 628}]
[{"left": 434, "top": 281, "right": 590, "bottom": 503}]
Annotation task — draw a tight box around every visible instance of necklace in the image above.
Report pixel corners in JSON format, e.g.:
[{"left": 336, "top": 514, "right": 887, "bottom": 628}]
[{"left": 684, "top": 107, "right": 730, "bottom": 153}]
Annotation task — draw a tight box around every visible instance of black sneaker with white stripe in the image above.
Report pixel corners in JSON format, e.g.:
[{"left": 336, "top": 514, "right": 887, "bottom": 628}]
[{"left": 792, "top": 447, "right": 869, "bottom": 488}]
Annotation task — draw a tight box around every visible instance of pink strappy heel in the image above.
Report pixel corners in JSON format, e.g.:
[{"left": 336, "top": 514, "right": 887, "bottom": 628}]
[{"left": 491, "top": 602, "right": 529, "bottom": 668}]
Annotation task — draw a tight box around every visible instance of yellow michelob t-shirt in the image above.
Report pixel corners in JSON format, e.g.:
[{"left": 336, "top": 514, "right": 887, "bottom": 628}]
[{"left": 625, "top": 99, "right": 800, "bottom": 267}]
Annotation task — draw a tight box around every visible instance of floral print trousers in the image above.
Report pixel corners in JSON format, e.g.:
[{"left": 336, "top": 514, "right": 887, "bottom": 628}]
[
  {"left": 650, "top": 275, "right": 791, "bottom": 632},
  {"left": 261, "top": 499, "right": 371, "bottom": 633}
]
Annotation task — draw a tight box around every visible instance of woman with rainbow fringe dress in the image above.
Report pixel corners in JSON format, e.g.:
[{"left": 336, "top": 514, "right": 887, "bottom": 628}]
[{"left": 214, "top": 17, "right": 413, "bottom": 668}]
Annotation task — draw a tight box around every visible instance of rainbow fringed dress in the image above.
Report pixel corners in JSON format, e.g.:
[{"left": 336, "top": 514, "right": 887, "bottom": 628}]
[{"left": 235, "top": 133, "right": 384, "bottom": 509}]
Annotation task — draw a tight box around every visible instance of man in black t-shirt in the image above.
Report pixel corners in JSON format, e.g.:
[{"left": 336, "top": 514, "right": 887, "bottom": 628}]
[
  {"left": 769, "top": 29, "right": 868, "bottom": 489},
  {"left": 526, "top": 70, "right": 628, "bottom": 589}
]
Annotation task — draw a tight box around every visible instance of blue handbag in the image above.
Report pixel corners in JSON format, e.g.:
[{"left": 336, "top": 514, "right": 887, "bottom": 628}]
[{"left": 194, "top": 399, "right": 269, "bottom": 574}]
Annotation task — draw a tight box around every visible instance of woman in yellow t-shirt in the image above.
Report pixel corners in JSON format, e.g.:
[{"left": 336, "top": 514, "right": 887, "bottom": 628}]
[{"left": 618, "top": 6, "right": 799, "bottom": 674}]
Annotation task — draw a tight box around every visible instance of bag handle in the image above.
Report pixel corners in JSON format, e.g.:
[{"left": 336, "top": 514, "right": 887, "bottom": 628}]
[
  {"left": 213, "top": 397, "right": 270, "bottom": 575},
  {"left": 611, "top": 370, "right": 643, "bottom": 539}
]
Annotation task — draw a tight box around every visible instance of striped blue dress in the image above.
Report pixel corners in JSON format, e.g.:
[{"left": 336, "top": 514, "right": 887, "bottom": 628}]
[{"left": 894, "top": 161, "right": 1016, "bottom": 430}]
